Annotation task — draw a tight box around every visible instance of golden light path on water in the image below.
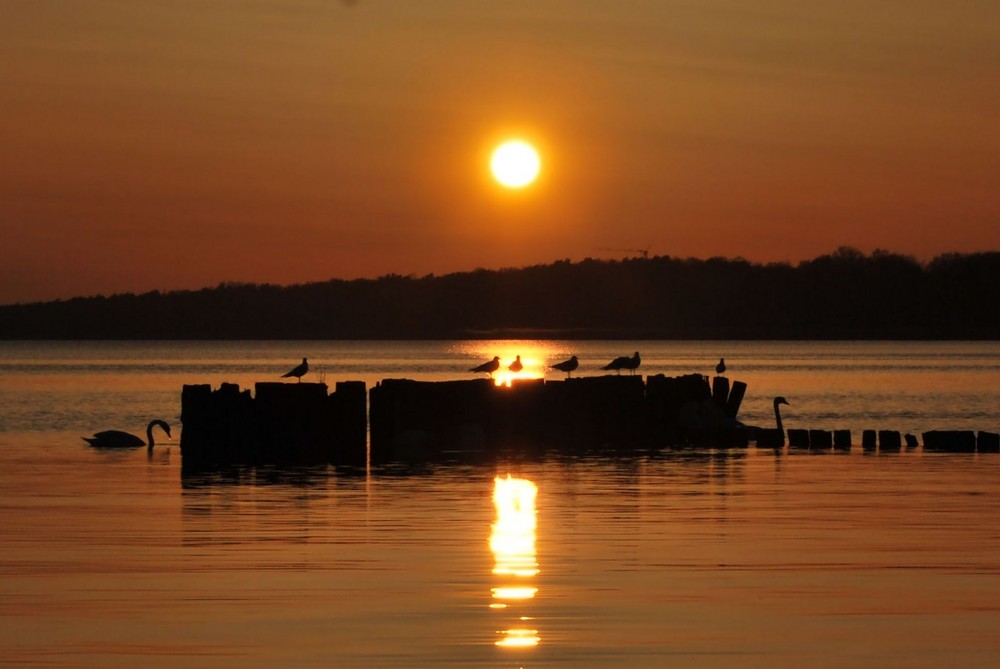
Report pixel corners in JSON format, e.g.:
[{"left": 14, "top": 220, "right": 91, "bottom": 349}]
[{"left": 490, "top": 475, "right": 540, "bottom": 650}]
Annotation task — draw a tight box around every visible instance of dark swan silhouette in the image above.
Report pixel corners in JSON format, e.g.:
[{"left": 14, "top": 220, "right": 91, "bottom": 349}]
[
  {"left": 603, "top": 351, "right": 641, "bottom": 375},
  {"left": 508, "top": 355, "right": 523, "bottom": 373},
  {"left": 282, "top": 357, "right": 309, "bottom": 382},
  {"left": 470, "top": 356, "right": 501, "bottom": 377},
  {"left": 749, "top": 397, "right": 789, "bottom": 448},
  {"left": 551, "top": 355, "right": 579, "bottom": 377},
  {"left": 83, "top": 419, "right": 172, "bottom": 450}
]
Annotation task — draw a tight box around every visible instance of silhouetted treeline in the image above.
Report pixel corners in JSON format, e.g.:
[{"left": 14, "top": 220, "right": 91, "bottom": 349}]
[{"left": 1, "top": 248, "right": 997, "bottom": 339}]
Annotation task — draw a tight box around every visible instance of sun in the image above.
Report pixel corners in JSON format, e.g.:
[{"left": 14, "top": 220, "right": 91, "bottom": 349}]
[{"left": 491, "top": 140, "right": 541, "bottom": 188}]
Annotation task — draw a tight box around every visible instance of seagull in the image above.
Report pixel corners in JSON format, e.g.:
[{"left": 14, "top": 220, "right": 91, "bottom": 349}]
[
  {"left": 470, "top": 356, "right": 501, "bottom": 377},
  {"left": 509, "top": 355, "right": 523, "bottom": 373},
  {"left": 551, "top": 355, "right": 579, "bottom": 378},
  {"left": 716, "top": 358, "right": 726, "bottom": 375},
  {"left": 603, "top": 351, "right": 641, "bottom": 375},
  {"left": 281, "top": 357, "right": 309, "bottom": 382}
]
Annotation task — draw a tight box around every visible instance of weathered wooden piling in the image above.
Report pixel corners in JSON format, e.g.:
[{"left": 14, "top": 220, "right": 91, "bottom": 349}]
[
  {"left": 904, "top": 433, "right": 918, "bottom": 448},
  {"left": 725, "top": 381, "right": 747, "bottom": 419},
  {"left": 180, "top": 381, "right": 366, "bottom": 466},
  {"left": 833, "top": 429, "right": 852, "bottom": 450},
  {"left": 711, "top": 376, "right": 730, "bottom": 412},
  {"left": 922, "top": 430, "right": 976, "bottom": 453}
]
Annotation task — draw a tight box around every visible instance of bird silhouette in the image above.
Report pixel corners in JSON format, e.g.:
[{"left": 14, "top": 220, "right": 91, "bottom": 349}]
[
  {"left": 716, "top": 358, "right": 726, "bottom": 375},
  {"left": 281, "top": 357, "right": 308, "bottom": 382},
  {"left": 83, "top": 419, "right": 171, "bottom": 451},
  {"left": 603, "top": 351, "right": 641, "bottom": 375},
  {"left": 551, "top": 355, "right": 579, "bottom": 378},
  {"left": 509, "top": 355, "right": 523, "bottom": 373},
  {"left": 470, "top": 356, "right": 501, "bottom": 377}
]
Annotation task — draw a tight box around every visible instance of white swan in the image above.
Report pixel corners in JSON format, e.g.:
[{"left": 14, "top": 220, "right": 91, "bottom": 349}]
[{"left": 84, "top": 419, "right": 172, "bottom": 451}]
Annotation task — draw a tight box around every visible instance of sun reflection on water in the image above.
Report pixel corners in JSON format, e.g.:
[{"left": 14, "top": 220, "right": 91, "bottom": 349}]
[{"left": 490, "top": 475, "right": 540, "bottom": 650}]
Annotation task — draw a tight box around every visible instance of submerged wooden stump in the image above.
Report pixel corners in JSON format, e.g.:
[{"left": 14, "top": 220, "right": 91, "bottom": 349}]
[
  {"left": 922, "top": 430, "right": 976, "bottom": 453},
  {"left": 978, "top": 431, "right": 1000, "bottom": 453}
]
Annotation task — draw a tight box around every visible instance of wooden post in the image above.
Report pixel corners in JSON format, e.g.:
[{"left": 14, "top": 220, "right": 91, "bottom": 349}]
[
  {"left": 724, "top": 381, "right": 747, "bottom": 419},
  {"left": 833, "top": 429, "right": 851, "bottom": 450},
  {"left": 809, "top": 430, "right": 832, "bottom": 449},
  {"left": 862, "top": 430, "right": 876, "bottom": 451},
  {"left": 788, "top": 428, "right": 809, "bottom": 448},
  {"left": 712, "top": 376, "right": 730, "bottom": 412},
  {"left": 878, "top": 430, "right": 902, "bottom": 451}
]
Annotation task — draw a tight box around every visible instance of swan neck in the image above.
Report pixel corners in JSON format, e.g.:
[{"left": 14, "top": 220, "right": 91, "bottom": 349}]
[{"left": 774, "top": 402, "right": 783, "bottom": 432}]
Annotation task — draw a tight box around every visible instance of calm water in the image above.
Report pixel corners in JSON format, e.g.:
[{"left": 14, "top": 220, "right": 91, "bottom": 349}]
[{"left": 1, "top": 340, "right": 999, "bottom": 668}]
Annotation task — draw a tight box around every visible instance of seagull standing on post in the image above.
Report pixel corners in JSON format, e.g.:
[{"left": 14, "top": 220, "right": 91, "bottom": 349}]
[
  {"left": 551, "top": 355, "right": 579, "bottom": 378},
  {"left": 509, "top": 355, "right": 523, "bottom": 373},
  {"left": 470, "top": 356, "right": 501, "bottom": 378},
  {"left": 716, "top": 358, "right": 726, "bottom": 375},
  {"left": 282, "top": 357, "right": 309, "bottom": 382},
  {"left": 603, "top": 351, "right": 640, "bottom": 375}
]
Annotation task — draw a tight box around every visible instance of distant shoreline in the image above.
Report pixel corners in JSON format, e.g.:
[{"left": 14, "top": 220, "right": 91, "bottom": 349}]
[{"left": 2, "top": 249, "right": 997, "bottom": 340}]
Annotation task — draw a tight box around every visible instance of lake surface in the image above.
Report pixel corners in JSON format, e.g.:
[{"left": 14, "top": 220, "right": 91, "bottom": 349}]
[{"left": 1, "top": 340, "right": 999, "bottom": 668}]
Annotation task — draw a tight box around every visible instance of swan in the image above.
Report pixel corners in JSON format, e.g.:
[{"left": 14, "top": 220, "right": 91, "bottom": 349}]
[
  {"left": 603, "top": 351, "right": 640, "bottom": 375},
  {"left": 83, "top": 419, "right": 172, "bottom": 450},
  {"left": 508, "top": 355, "right": 523, "bottom": 373},
  {"left": 551, "top": 355, "right": 579, "bottom": 378},
  {"left": 470, "top": 356, "right": 501, "bottom": 377},
  {"left": 749, "top": 397, "right": 789, "bottom": 447},
  {"left": 281, "top": 357, "right": 309, "bottom": 382},
  {"left": 716, "top": 358, "right": 726, "bottom": 375}
]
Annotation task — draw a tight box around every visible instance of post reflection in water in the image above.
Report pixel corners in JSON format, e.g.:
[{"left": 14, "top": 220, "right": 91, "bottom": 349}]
[{"left": 490, "top": 475, "right": 540, "bottom": 650}]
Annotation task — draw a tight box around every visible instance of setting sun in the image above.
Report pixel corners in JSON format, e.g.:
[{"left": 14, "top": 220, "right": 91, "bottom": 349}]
[{"left": 491, "top": 140, "right": 541, "bottom": 188}]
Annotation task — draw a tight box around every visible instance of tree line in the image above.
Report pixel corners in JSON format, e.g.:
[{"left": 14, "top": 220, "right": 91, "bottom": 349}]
[{"left": 0, "top": 247, "right": 996, "bottom": 340}]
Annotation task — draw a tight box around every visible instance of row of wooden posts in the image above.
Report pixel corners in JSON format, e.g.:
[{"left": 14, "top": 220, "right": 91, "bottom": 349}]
[{"left": 178, "top": 376, "right": 999, "bottom": 467}]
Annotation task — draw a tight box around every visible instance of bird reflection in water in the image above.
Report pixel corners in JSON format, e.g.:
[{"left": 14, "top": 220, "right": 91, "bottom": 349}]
[{"left": 490, "top": 475, "right": 540, "bottom": 650}]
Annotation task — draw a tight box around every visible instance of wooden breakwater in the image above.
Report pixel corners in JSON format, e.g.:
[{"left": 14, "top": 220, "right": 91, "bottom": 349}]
[
  {"left": 179, "top": 375, "right": 999, "bottom": 465},
  {"left": 180, "top": 373, "right": 746, "bottom": 465},
  {"left": 180, "top": 381, "right": 366, "bottom": 466}
]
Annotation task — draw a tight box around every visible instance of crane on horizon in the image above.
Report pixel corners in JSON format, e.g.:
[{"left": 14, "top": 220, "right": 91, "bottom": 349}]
[{"left": 597, "top": 246, "right": 651, "bottom": 259}]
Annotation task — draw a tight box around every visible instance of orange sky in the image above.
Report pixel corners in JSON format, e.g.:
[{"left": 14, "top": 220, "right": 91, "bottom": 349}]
[{"left": 1, "top": 1, "right": 998, "bottom": 304}]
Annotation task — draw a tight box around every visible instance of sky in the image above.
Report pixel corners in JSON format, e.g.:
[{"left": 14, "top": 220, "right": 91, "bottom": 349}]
[{"left": 1, "top": 1, "right": 998, "bottom": 304}]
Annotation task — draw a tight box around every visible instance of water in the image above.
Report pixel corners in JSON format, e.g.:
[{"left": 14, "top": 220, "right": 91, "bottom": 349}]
[{"left": 1, "top": 341, "right": 999, "bottom": 668}]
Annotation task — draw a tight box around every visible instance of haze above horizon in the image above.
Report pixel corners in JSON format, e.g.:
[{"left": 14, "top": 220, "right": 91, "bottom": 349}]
[{"left": 2, "top": 1, "right": 997, "bottom": 304}]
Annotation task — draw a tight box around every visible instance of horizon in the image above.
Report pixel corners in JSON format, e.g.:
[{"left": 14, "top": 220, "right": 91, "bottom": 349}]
[
  {"left": 2, "top": 2, "right": 998, "bottom": 305},
  {"left": 3, "top": 246, "right": 993, "bottom": 308}
]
